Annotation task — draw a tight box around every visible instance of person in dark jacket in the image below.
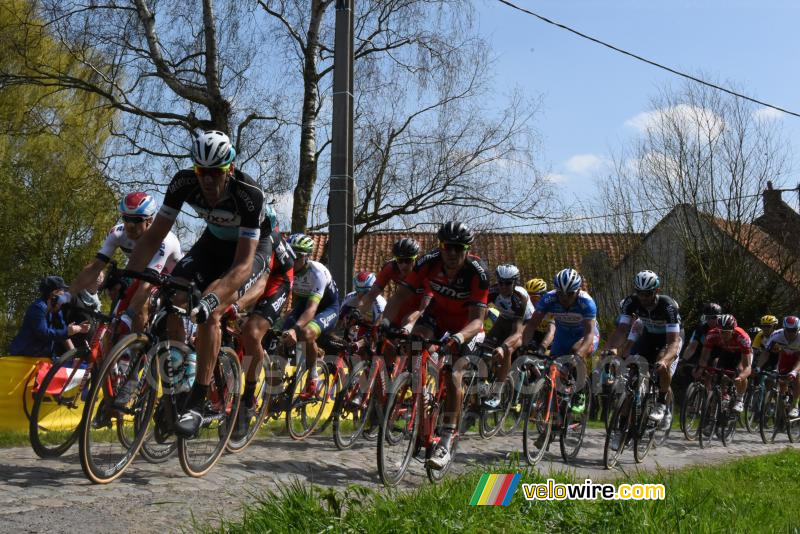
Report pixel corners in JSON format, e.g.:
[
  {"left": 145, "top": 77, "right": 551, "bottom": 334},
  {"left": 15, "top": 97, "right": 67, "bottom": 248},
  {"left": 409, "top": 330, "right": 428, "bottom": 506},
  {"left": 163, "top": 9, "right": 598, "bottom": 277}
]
[{"left": 9, "top": 276, "right": 89, "bottom": 358}]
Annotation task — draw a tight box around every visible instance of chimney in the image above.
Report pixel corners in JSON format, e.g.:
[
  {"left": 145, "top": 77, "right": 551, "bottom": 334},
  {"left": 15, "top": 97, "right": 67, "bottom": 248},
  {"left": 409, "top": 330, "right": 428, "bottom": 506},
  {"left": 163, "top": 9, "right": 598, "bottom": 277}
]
[
  {"left": 762, "top": 180, "right": 783, "bottom": 215},
  {"left": 754, "top": 181, "right": 800, "bottom": 257}
]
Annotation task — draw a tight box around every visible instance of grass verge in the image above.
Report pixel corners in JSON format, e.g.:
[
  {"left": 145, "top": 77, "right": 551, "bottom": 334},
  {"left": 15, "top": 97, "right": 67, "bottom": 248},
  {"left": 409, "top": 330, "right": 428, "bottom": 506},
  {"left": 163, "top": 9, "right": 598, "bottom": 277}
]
[{"left": 209, "top": 448, "right": 800, "bottom": 534}]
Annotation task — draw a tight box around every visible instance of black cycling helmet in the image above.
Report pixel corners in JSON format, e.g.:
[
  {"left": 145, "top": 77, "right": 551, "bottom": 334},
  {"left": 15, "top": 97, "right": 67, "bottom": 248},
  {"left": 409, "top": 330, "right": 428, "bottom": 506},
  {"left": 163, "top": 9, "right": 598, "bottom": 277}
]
[
  {"left": 702, "top": 302, "right": 722, "bottom": 315},
  {"left": 437, "top": 221, "right": 474, "bottom": 246},
  {"left": 392, "top": 237, "right": 420, "bottom": 258}
]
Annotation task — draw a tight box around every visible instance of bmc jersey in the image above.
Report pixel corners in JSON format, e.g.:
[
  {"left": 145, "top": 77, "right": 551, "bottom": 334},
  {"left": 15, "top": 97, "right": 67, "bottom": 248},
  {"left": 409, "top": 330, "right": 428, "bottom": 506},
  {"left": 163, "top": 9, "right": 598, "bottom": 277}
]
[
  {"left": 618, "top": 294, "right": 681, "bottom": 336},
  {"left": 340, "top": 292, "right": 386, "bottom": 324},
  {"left": 703, "top": 327, "right": 752, "bottom": 356},
  {"left": 401, "top": 250, "right": 489, "bottom": 333},
  {"left": 535, "top": 290, "right": 597, "bottom": 337},
  {"left": 160, "top": 168, "right": 268, "bottom": 242},
  {"left": 375, "top": 259, "right": 421, "bottom": 325},
  {"left": 488, "top": 284, "right": 533, "bottom": 321},
  {"left": 262, "top": 231, "right": 295, "bottom": 297},
  {"left": 96, "top": 224, "right": 182, "bottom": 273},
  {"left": 291, "top": 260, "right": 338, "bottom": 311}
]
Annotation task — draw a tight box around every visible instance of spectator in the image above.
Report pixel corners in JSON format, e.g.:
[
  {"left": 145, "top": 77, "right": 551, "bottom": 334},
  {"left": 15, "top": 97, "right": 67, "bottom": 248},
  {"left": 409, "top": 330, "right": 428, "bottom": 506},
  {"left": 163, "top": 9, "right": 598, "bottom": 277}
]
[{"left": 9, "top": 276, "right": 90, "bottom": 358}]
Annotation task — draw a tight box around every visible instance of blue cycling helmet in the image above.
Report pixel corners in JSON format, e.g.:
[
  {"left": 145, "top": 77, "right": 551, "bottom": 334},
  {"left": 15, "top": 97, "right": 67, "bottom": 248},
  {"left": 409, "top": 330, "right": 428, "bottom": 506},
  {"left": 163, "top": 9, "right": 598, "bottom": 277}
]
[{"left": 553, "top": 268, "right": 582, "bottom": 293}]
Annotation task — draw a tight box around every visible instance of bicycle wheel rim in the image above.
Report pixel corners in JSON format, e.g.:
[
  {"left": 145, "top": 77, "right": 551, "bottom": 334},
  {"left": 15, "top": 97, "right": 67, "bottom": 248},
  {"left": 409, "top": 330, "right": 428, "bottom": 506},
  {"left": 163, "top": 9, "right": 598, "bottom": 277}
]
[
  {"left": 634, "top": 396, "right": 655, "bottom": 463},
  {"left": 179, "top": 348, "right": 241, "bottom": 477},
  {"left": 682, "top": 386, "right": 704, "bottom": 441},
  {"left": 287, "top": 362, "right": 329, "bottom": 440},
  {"left": 29, "top": 349, "right": 86, "bottom": 458},
  {"left": 759, "top": 391, "right": 778, "bottom": 444},
  {"left": 333, "top": 362, "right": 371, "bottom": 450},
  {"left": 560, "top": 382, "right": 590, "bottom": 462},
  {"left": 227, "top": 357, "right": 271, "bottom": 453},
  {"left": 522, "top": 380, "right": 551, "bottom": 466},
  {"left": 480, "top": 376, "right": 513, "bottom": 439},
  {"left": 603, "top": 396, "right": 629, "bottom": 469},
  {"left": 653, "top": 389, "right": 674, "bottom": 447},
  {"left": 377, "top": 373, "right": 417, "bottom": 486},
  {"left": 699, "top": 391, "right": 720, "bottom": 448},
  {"left": 79, "top": 334, "right": 154, "bottom": 484}
]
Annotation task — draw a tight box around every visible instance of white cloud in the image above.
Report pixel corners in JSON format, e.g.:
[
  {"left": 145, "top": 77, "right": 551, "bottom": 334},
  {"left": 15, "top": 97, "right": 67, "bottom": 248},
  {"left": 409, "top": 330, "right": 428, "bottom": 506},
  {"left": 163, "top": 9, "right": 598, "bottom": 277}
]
[
  {"left": 753, "top": 106, "right": 785, "bottom": 122},
  {"left": 545, "top": 172, "right": 568, "bottom": 183},
  {"left": 564, "top": 153, "right": 605, "bottom": 175},
  {"left": 269, "top": 191, "right": 294, "bottom": 231},
  {"left": 625, "top": 104, "right": 724, "bottom": 139}
]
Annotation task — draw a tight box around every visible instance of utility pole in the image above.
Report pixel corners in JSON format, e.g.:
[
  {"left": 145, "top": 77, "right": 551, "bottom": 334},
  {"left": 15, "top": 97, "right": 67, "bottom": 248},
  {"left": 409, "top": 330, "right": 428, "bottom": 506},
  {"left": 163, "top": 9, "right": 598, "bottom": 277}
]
[{"left": 328, "top": 0, "right": 355, "bottom": 296}]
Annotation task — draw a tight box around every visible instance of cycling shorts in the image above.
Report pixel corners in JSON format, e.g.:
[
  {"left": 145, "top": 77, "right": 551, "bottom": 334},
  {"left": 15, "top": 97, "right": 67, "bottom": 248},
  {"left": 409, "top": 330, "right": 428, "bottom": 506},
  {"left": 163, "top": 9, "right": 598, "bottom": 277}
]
[
  {"left": 251, "top": 280, "right": 291, "bottom": 325},
  {"left": 777, "top": 351, "right": 800, "bottom": 375},
  {"left": 171, "top": 229, "right": 268, "bottom": 295},
  {"left": 283, "top": 300, "right": 339, "bottom": 337}
]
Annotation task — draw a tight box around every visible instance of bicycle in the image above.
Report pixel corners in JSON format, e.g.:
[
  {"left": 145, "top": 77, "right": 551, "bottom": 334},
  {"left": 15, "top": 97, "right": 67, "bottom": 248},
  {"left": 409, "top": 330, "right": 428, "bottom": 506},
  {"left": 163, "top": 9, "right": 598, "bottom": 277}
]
[
  {"left": 601, "top": 359, "right": 671, "bottom": 468},
  {"left": 497, "top": 347, "right": 546, "bottom": 436},
  {"left": 79, "top": 270, "right": 241, "bottom": 483},
  {"left": 697, "top": 366, "right": 738, "bottom": 449},
  {"left": 759, "top": 372, "right": 800, "bottom": 444},
  {"left": 523, "top": 353, "right": 591, "bottom": 466},
  {"left": 742, "top": 368, "right": 770, "bottom": 433},
  {"left": 460, "top": 342, "right": 513, "bottom": 439},
  {"left": 377, "top": 331, "right": 459, "bottom": 486},
  {"left": 680, "top": 369, "right": 705, "bottom": 441}
]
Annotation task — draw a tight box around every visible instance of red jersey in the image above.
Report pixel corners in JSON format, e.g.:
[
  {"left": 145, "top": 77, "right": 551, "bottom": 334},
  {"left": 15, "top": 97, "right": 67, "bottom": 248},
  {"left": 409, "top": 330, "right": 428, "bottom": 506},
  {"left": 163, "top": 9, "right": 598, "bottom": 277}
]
[
  {"left": 703, "top": 326, "right": 752, "bottom": 356},
  {"left": 376, "top": 259, "right": 420, "bottom": 326},
  {"left": 401, "top": 250, "right": 489, "bottom": 333},
  {"left": 261, "top": 231, "right": 294, "bottom": 298}
]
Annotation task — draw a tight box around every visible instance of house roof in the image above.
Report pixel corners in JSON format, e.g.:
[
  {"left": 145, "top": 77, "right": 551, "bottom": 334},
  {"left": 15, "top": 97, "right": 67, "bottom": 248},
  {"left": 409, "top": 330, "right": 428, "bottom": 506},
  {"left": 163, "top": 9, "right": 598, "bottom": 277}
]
[{"left": 306, "top": 231, "right": 640, "bottom": 289}]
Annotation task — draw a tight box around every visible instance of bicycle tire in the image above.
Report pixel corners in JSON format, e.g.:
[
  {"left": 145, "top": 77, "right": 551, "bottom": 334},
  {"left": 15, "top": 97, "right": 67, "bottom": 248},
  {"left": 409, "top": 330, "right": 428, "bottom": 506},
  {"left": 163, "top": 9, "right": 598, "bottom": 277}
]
[
  {"left": 178, "top": 347, "right": 241, "bottom": 477},
  {"left": 788, "top": 397, "right": 800, "bottom": 443},
  {"left": 698, "top": 389, "right": 720, "bottom": 449},
  {"left": 78, "top": 334, "right": 155, "bottom": 484},
  {"left": 634, "top": 393, "right": 656, "bottom": 463},
  {"left": 29, "top": 349, "right": 86, "bottom": 458},
  {"left": 653, "top": 388, "right": 674, "bottom": 448},
  {"left": 742, "top": 385, "right": 761, "bottom": 433},
  {"left": 603, "top": 394, "right": 630, "bottom": 470},
  {"left": 480, "top": 376, "right": 514, "bottom": 439},
  {"left": 332, "top": 361, "right": 372, "bottom": 450},
  {"left": 759, "top": 390, "right": 778, "bottom": 444},
  {"left": 522, "top": 379, "right": 551, "bottom": 466},
  {"left": 560, "top": 380, "right": 591, "bottom": 463},
  {"left": 720, "top": 388, "right": 738, "bottom": 447},
  {"left": 227, "top": 356, "right": 272, "bottom": 454},
  {"left": 377, "top": 372, "right": 418, "bottom": 487},
  {"left": 681, "top": 383, "right": 704, "bottom": 441},
  {"left": 286, "top": 361, "right": 330, "bottom": 440}
]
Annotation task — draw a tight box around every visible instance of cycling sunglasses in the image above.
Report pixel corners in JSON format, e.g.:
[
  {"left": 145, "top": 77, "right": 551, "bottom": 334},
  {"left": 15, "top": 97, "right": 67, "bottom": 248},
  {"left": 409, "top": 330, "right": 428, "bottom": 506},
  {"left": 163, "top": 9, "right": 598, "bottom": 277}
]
[
  {"left": 636, "top": 290, "right": 656, "bottom": 298},
  {"left": 700, "top": 314, "right": 719, "bottom": 323},
  {"left": 439, "top": 242, "right": 470, "bottom": 253},
  {"left": 498, "top": 279, "right": 515, "bottom": 286},
  {"left": 122, "top": 215, "right": 148, "bottom": 224},
  {"left": 394, "top": 256, "right": 417, "bottom": 265},
  {"left": 193, "top": 163, "right": 232, "bottom": 178}
]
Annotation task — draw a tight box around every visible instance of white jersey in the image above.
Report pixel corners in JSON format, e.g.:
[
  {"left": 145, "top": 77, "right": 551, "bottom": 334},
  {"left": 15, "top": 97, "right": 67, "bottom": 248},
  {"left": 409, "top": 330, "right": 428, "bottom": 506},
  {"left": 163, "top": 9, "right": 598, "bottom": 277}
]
[
  {"left": 340, "top": 291, "right": 386, "bottom": 323},
  {"left": 96, "top": 223, "right": 183, "bottom": 273}
]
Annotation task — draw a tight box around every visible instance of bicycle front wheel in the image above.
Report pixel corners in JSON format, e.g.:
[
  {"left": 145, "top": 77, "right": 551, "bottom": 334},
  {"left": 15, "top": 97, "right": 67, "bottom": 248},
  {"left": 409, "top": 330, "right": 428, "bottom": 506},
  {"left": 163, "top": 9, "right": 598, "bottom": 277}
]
[
  {"left": 634, "top": 394, "right": 656, "bottom": 463},
  {"left": 480, "top": 376, "right": 514, "bottom": 439},
  {"left": 603, "top": 395, "right": 630, "bottom": 470},
  {"left": 377, "top": 372, "right": 418, "bottom": 487},
  {"left": 681, "top": 383, "right": 704, "bottom": 441},
  {"left": 287, "top": 360, "right": 330, "bottom": 440},
  {"left": 29, "top": 349, "right": 88, "bottom": 458},
  {"left": 179, "top": 347, "right": 241, "bottom": 477},
  {"left": 759, "top": 390, "right": 778, "bottom": 444},
  {"left": 743, "top": 385, "right": 761, "bottom": 433},
  {"left": 653, "top": 388, "right": 674, "bottom": 448},
  {"left": 79, "top": 334, "right": 155, "bottom": 484},
  {"left": 698, "top": 390, "right": 720, "bottom": 449},
  {"left": 560, "top": 380, "right": 591, "bottom": 463},
  {"left": 522, "top": 379, "right": 551, "bottom": 466},
  {"left": 227, "top": 355, "right": 272, "bottom": 454},
  {"left": 333, "top": 361, "right": 372, "bottom": 450}
]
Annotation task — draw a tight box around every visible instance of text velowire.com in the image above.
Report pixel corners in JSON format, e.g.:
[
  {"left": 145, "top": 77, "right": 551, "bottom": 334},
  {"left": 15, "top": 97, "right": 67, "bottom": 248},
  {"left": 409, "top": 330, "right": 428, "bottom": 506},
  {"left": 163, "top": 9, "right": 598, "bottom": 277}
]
[{"left": 522, "top": 479, "right": 665, "bottom": 501}]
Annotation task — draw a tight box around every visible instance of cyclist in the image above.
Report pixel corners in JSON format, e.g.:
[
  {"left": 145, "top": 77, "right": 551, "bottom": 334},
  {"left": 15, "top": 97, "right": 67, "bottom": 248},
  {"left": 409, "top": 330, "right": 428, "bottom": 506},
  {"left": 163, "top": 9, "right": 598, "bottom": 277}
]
[
  {"left": 693, "top": 314, "right": 753, "bottom": 413},
  {"left": 753, "top": 314, "right": 779, "bottom": 370},
  {"left": 359, "top": 237, "right": 421, "bottom": 324},
  {"left": 484, "top": 264, "right": 533, "bottom": 409},
  {"left": 68, "top": 192, "right": 183, "bottom": 331},
  {"left": 232, "top": 206, "right": 294, "bottom": 431},
  {"left": 682, "top": 302, "right": 722, "bottom": 364},
  {"left": 281, "top": 233, "right": 339, "bottom": 400},
  {"left": 382, "top": 221, "right": 489, "bottom": 470},
  {"left": 126, "top": 130, "right": 273, "bottom": 437},
  {"left": 764, "top": 316, "right": 800, "bottom": 417},
  {"left": 606, "top": 270, "right": 682, "bottom": 422},
  {"left": 524, "top": 278, "right": 555, "bottom": 352},
  {"left": 338, "top": 271, "right": 386, "bottom": 337},
  {"left": 517, "top": 268, "right": 599, "bottom": 364}
]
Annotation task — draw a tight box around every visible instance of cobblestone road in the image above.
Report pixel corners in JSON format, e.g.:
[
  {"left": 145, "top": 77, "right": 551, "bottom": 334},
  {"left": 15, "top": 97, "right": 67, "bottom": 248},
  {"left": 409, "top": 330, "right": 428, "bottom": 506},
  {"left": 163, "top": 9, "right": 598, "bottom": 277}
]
[{"left": 1, "top": 429, "right": 797, "bottom": 533}]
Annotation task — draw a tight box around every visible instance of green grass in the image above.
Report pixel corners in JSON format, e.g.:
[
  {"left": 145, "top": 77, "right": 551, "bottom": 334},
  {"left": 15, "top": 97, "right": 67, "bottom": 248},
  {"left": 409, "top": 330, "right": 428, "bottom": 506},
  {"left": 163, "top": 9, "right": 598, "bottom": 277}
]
[
  {"left": 208, "top": 449, "right": 800, "bottom": 534},
  {"left": 0, "top": 430, "right": 30, "bottom": 448}
]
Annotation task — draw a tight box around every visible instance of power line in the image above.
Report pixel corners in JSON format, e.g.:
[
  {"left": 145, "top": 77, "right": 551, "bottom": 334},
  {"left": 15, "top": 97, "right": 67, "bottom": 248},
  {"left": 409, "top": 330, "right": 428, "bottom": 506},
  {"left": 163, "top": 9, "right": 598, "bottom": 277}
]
[{"left": 496, "top": 0, "right": 800, "bottom": 119}]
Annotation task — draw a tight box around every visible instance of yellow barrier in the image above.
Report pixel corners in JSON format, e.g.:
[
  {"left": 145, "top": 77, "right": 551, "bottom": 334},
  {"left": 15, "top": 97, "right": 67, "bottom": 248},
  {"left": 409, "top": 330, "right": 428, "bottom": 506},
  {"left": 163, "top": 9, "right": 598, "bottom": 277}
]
[{"left": 0, "top": 356, "right": 47, "bottom": 432}]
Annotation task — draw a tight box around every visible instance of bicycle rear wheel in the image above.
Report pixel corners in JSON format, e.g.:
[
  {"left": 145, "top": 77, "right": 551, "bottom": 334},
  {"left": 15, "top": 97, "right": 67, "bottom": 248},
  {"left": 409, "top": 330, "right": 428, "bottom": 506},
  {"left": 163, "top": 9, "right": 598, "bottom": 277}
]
[
  {"left": 759, "top": 390, "right": 778, "bottom": 444},
  {"left": 698, "top": 390, "right": 720, "bottom": 449},
  {"left": 560, "top": 380, "right": 591, "bottom": 463},
  {"left": 287, "top": 361, "right": 330, "bottom": 440},
  {"left": 179, "top": 347, "right": 241, "bottom": 477},
  {"left": 378, "top": 372, "right": 418, "bottom": 487},
  {"left": 29, "top": 349, "right": 87, "bottom": 458},
  {"left": 333, "top": 361, "right": 372, "bottom": 450},
  {"left": 79, "top": 334, "right": 155, "bottom": 484},
  {"left": 522, "top": 379, "right": 551, "bottom": 466},
  {"left": 603, "top": 395, "right": 630, "bottom": 469},
  {"left": 681, "top": 383, "right": 704, "bottom": 441},
  {"left": 227, "top": 356, "right": 271, "bottom": 454}
]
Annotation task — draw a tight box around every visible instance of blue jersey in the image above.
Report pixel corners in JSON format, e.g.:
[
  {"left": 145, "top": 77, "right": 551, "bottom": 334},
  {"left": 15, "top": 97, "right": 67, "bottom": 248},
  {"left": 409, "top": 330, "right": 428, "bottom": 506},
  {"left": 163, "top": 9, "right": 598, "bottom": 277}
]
[{"left": 535, "top": 290, "right": 597, "bottom": 337}]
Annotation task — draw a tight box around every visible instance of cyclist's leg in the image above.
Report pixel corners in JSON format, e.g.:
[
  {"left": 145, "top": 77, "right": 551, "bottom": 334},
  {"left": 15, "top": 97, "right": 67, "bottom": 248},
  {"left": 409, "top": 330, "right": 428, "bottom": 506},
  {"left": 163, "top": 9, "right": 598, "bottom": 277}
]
[
  {"left": 244, "top": 280, "right": 289, "bottom": 382},
  {"left": 298, "top": 302, "right": 339, "bottom": 390}
]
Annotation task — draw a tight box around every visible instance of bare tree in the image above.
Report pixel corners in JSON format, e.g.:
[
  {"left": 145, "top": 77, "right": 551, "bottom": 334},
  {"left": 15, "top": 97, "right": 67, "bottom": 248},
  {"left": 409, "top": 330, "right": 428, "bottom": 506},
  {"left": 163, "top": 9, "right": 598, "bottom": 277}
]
[{"left": 593, "top": 80, "right": 797, "bottom": 324}]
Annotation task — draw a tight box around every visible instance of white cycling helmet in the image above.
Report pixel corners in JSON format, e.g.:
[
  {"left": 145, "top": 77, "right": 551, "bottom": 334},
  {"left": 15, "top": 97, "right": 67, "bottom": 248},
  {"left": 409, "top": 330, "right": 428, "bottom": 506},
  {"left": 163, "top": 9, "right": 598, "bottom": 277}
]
[
  {"left": 191, "top": 130, "right": 236, "bottom": 167},
  {"left": 633, "top": 270, "right": 661, "bottom": 291},
  {"left": 353, "top": 271, "right": 376, "bottom": 293},
  {"left": 495, "top": 264, "right": 520, "bottom": 283},
  {"left": 553, "top": 268, "right": 582, "bottom": 293}
]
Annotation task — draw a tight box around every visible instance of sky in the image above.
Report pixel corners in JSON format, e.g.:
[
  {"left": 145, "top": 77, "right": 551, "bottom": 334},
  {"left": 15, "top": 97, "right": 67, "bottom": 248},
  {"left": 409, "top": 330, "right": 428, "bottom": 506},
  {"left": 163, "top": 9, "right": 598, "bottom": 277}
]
[{"left": 475, "top": 0, "right": 800, "bottom": 215}]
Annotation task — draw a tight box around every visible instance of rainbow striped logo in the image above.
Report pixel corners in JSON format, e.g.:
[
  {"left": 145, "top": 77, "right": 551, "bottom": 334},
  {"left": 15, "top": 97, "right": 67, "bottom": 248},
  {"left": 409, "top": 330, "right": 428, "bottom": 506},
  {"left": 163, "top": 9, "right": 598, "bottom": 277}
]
[{"left": 469, "top": 474, "right": 521, "bottom": 505}]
